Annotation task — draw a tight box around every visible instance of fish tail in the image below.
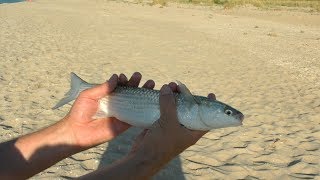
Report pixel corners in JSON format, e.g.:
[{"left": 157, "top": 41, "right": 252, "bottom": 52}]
[{"left": 52, "top": 72, "right": 90, "bottom": 109}]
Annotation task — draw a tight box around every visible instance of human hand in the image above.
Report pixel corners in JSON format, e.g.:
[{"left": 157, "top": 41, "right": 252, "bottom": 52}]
[
  {"left": 62, "top": 72, "right": 155, "bottom": 149},
  {"left": 129, "top": 83, "right": 215, "bottom": 176},
  {"left": 77, "top": 82, "right": 215, "bottom": 180},
  {"left": 0, "top": 72, "right": 155, "bottom": 179}
]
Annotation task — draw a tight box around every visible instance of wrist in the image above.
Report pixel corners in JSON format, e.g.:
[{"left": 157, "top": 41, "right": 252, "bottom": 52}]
[
  {"left": 127, "top": 148, "right": 170, "bottom": 178},
  {"left": 15, "top": 119, "right": 82, "bottom": 160},
  {"left": 6, "top": 119, "right": 83, "bottom": 179}
]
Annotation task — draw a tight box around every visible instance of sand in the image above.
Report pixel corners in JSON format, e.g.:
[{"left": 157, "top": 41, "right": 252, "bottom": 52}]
[{"left": 0, "top": 0, "right": 319, "bottom": 179}]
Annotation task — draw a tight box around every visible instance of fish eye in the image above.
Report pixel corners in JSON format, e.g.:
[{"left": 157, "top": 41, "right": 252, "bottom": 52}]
[{"left": 225, "top": 109, "right": 233, "bottom": 116}]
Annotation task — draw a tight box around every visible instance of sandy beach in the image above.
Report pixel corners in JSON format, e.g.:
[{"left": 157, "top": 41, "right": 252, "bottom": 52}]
[{"left": 0, "top": 0, "right": 319, "bottom": 179}]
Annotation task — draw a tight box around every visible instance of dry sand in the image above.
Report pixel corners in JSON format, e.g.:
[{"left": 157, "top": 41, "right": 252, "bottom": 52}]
[{"left": 0, "top": 0, "right": 319, "bottom": 179}]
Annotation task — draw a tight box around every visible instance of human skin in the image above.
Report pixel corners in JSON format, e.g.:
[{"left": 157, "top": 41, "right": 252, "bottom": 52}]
[
  {"left": 0, "top": 72, "right": 214, "bottom": 179},
  {"left": 80, "top": 84, "right": 215, "bottom": 179}
]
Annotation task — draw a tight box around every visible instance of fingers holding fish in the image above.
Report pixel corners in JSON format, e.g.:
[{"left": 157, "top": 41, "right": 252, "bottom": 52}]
[
  {"left": 142, "top": 80, "right": 155, "bottom": 89},
  {"left": 119, "top": 73, "right": 128, "bottom": 86},
  {"left": 119, "top": 72, "right": 154, "bottom": 89},
  {"left": 168, "top": 82, "right": 179, "bottom": 92},
  {"left": 127, "top": 72, "right": 142, "bottom": 87},
  {"left": 105, "top": 74, "right": 118, "bottom": 94},
  {"left": 207, "top": 93, "right": 216, "bottom": 101}
]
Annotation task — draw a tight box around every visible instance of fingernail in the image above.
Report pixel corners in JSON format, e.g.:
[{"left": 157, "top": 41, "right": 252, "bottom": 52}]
[
  {"left": 149, "top": 80, "right": 155, "bottom": 86},
  {"left": 119, "top": 73, "right": 125, "bottom": 78},
  {"left": 119, "top": 74, "right": 128, "bottom": 81},
  {"left": 161, "top": 85, "right": 172, "bottom": 95},
  {"left": 108, "top": 74, "right": 118, "bottom": 83},
  {"left": 133, "top": 72, "right": 142, "bottom": 78},
  {"left": 109, "top": 74, "right": 117, "bottom": 80}
]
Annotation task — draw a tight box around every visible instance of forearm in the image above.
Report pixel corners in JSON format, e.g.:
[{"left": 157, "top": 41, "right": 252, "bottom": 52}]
[{"left": 0, "top": 120, "right": 81, "bottom": 179}]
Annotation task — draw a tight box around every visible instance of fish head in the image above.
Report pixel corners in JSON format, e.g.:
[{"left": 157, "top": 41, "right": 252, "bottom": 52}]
[{"left": 199, "top": 99, "right": 244, "bottom": 129}]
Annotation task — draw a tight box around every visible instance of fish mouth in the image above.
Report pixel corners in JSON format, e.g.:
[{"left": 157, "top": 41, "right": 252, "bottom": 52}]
[{"left": 236, "top": 113, "right": 244, "bottom": 124}]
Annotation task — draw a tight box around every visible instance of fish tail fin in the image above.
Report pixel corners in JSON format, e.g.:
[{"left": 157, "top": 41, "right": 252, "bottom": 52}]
[{"left": 52, "top": 72, "right": 89, "bottom": 109}]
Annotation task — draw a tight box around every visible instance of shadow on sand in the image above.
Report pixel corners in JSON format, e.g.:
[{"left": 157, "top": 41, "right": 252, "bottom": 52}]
[{"left": 98, "top": 127, "right": 186, "bottom": 180}]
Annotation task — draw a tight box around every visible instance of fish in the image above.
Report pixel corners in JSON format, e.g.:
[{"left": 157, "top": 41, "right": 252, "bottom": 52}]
[{"left": 53, "top": 73, "right": 244, "bottom": 131}]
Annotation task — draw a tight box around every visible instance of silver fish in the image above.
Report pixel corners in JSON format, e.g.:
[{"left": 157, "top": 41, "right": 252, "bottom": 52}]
[{"left": 53, "top": 73, "right": 244, "bottom": 131}]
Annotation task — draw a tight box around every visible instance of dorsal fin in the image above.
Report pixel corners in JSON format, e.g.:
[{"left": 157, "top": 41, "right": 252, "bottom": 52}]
[{"left": 176, "top": 81, "right": 200, "bottom": 104}]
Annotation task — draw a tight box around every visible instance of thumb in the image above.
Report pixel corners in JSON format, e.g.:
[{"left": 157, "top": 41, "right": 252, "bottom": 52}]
[{"left": 159, "top": 85, "right": 179, "bottom": 127}]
